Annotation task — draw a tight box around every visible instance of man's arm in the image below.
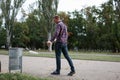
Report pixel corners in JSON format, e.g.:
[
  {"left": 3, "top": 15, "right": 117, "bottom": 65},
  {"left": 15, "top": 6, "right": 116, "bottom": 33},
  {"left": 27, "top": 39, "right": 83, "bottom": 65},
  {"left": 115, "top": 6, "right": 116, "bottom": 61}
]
[{"left": 50, "top": 24, "right": 61, "bottom": 42}]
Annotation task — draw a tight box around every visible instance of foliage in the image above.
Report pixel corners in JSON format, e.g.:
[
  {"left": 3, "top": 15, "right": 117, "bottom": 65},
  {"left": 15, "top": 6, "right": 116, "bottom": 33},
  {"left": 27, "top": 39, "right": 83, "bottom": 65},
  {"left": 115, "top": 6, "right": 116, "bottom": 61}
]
[
  {"left": 0, "top": 0, "right": 120, "bottom": 52},
  {"left": 67, "top": 0, "right": 120, "bottom": 52},
  {"left": 26, "top": 13, "right": 46, "bottom": 49},
  {"left": 68, "top": 10, "right": 85, "bottom": 49},
  {"left": 12, "top": 22, "right": 29, "bottom": 48},
  {"left": 96, "top": 0, "right": 120, "bottom": 52}
]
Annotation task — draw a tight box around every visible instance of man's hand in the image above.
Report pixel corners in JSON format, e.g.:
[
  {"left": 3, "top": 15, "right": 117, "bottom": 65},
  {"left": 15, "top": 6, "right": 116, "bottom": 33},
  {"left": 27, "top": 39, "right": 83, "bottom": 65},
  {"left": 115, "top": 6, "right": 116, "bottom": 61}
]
[{"left": 47, "top": 41, "right": 52, "bottom": 47}]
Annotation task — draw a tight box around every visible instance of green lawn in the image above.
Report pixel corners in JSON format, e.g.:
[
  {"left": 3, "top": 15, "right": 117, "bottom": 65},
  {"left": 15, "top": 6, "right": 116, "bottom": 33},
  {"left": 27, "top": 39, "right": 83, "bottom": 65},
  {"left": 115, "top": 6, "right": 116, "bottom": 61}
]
[
  {"left": 0, "top": 73, "right": 50, "bottom": 80},
  {"left": 0, "top": 49, "right": 120, "bottom": 62}
]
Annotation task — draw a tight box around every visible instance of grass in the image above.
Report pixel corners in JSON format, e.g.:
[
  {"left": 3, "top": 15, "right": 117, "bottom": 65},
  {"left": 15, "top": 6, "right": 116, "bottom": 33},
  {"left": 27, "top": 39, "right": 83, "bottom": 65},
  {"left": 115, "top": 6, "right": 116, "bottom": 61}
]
[
  {"left": 70, "top": 53, "right": 120, "bottom": 62},
  {"left": 0, "top": 49, "right": 120, "bottom": 62},
  {"left": 0, "top": 73, "right": 50, "bottom": 80}
]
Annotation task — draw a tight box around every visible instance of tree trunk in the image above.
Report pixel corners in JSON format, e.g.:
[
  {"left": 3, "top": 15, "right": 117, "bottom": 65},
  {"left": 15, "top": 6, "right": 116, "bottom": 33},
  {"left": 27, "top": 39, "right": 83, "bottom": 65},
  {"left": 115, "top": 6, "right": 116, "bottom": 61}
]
[
  {"left": 48, "top": 32, "right": 52, "bottom": 52},
  {"left": 6, "top": 29, "right": 11, "bottom": 49}
]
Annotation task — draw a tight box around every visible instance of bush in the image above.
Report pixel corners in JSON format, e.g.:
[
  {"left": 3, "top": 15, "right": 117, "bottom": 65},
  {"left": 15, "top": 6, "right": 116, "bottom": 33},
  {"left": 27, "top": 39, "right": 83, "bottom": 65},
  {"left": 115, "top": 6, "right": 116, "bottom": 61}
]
[{"left": 0, "top": 73, "right": 49, "bottom": 80}]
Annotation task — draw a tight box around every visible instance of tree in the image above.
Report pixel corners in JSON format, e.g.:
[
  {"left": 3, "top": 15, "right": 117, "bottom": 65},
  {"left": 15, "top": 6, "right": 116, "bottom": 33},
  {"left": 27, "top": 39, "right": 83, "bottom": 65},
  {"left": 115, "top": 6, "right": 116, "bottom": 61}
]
[
  {"left": 67, "top": 10, "right": 86, "bottom": 50},
  {"left": 0, "top": 0, "right": 26, "bottom": 49},
  {"left": 97, "top": 0, "right": 120, "bottom": 52},
  {"left": 37, "top": 0, "right": 59, "bottom": 51},
  {"left": 26, "top": 12, "right": 45, "bottom": 50},
  {"left": 81, "top": 6, "right": 100, "bottom": 50},
  {"left": 12, "top": 22, "right": 29, "bottom": 48},
  {"left": 66, "top": 0, "right": 120, "bottom": 52}
]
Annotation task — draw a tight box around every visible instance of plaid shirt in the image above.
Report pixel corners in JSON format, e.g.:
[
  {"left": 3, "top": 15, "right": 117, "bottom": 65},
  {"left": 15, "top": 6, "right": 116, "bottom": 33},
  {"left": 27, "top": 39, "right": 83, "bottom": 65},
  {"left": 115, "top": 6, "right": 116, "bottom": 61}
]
[{"left": 50, "top": 21, "right": 68, "bottom": 44}]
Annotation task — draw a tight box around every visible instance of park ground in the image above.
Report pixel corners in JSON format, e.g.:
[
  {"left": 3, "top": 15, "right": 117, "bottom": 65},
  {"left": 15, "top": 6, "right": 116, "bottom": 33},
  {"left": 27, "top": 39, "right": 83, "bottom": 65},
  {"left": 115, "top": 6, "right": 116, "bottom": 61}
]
[{"left": 0, "top": 54, "right": 120, "bottom": 80}]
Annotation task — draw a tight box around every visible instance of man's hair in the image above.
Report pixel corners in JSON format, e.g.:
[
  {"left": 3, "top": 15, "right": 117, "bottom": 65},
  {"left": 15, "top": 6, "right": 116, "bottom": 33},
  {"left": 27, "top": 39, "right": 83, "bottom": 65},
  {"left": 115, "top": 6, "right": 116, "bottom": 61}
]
[{"left": 54, "top": 15, "right": 60, "bottom": 19}]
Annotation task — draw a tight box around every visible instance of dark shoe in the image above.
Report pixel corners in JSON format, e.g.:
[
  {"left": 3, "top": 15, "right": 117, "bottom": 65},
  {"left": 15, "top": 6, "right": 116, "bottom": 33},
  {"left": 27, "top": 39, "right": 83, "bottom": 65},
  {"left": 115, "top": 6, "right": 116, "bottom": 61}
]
[
  {"left": 67, "top": 71, "right": 75, "bottom": 76},
  {"left": 51, "top": 71, "right": 60, "bottom": 75}
]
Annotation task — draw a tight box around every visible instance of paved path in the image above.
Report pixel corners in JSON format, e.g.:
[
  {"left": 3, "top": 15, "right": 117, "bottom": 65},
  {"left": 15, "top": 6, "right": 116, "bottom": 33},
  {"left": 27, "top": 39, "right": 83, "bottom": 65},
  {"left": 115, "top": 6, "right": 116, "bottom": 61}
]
[{"left": 0, "top": 55, "right": 120, "bottom": 80}]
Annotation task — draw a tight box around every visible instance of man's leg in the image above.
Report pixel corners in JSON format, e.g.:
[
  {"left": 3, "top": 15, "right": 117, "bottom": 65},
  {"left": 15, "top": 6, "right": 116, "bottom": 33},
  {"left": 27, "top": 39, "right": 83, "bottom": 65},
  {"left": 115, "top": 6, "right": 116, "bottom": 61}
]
[
  {"left": 62, "top": 44, "right": 75, "bottom": 76},
  {"left": 51, "top": 42, "right": 62, "bottom": 75}
]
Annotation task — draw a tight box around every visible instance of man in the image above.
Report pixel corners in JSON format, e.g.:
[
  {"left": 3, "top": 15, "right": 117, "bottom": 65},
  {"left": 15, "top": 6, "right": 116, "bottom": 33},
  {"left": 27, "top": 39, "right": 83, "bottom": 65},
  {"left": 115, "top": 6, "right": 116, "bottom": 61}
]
[{"left": 47, "top": 15, "right": 75, "bottom": 76}]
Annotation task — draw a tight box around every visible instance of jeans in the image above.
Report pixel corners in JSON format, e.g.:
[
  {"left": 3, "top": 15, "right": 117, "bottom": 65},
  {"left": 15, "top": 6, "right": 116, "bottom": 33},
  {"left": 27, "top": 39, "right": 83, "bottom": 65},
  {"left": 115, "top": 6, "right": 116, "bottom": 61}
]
[{"left": 55, "top": 42, "right": 75, "bottom": 72}]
